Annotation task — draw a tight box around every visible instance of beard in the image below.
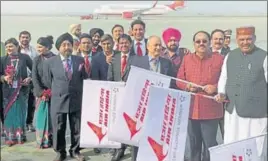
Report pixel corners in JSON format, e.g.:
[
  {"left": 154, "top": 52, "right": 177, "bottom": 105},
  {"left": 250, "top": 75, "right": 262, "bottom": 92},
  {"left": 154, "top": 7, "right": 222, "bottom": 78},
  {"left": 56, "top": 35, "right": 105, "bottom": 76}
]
[
  {"left": 93, "top": 40, "right": 100, "bottom": 46},
  {"left": 167, "top": 45, "right": 178, "bottom": 52}
]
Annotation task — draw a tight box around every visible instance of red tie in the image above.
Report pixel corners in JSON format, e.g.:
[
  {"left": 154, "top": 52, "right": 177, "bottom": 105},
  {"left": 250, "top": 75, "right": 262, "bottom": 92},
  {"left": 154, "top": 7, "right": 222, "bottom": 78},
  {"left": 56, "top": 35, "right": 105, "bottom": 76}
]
[
  {"left": 121, "top": 55, "right": 127, "bottom": 77},
  {"left": 84, "top": 55, "right": 91, "bottom": 75},
  {"left": 136, "top": 42, "right": 143, "bottom": 56},
  {"left": 92, "top": 47, "right": 97, "bottom": 53}
]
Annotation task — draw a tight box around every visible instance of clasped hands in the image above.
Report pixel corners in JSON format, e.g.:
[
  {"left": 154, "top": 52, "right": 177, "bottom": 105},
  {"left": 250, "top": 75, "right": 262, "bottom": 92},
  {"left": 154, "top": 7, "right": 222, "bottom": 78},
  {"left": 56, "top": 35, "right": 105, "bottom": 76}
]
[
  {"left": 186, "top": 83, "right": 216, "bottom": 95},
  {"left": 186, "top": 83, "right": 226, "bottom": 103}
]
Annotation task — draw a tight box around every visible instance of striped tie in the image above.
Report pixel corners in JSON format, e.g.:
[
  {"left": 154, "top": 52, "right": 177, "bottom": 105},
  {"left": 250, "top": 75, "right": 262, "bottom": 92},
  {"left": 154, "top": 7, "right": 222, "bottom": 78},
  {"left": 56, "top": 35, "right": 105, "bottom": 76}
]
[{"left": 64, "top": 59, "right": 72, "bottom": 80}]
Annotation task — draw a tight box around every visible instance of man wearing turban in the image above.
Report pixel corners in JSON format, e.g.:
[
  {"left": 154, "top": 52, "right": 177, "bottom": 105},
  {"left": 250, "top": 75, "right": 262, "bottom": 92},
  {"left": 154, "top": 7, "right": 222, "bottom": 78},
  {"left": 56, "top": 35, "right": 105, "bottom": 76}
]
[
  {"left": 161, "top": 28, "right": 191, "bottom": 79},
  {"left": 89, "top": 28, "right": 104, "bottom": 55},
  {"left": 43, "top": 32, "right": 88, "bottom": 161},
  {"left": 69, "top": 24, "right": 82, "bottom": 55},
  {"left": 216, "top": 26, "right": 267, "bottom": 161}
]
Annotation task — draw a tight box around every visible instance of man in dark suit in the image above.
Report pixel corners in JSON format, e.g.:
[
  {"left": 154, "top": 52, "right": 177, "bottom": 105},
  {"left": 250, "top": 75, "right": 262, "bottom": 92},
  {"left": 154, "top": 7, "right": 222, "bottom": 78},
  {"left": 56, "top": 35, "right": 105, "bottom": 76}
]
[
  {"left": 43, "top": 33, "right": 88, "bottom": 161},
  {"left": 107, "top": 34, "right": 135, "bottom": 161},
  {"left": 108, "top": 34, "right": 135, "bottom": 81},
  {"left": 210, "top": 29, "right": 229, "bottom": 57},
  {"left": 123, "top": 36, "right": 174, "bottom": 161},
  {"left": 91, "top": 34, "right": 115, "bottom": 81},
  {"left": 129, "top": 20, "right": 148, "bottom": 56}
]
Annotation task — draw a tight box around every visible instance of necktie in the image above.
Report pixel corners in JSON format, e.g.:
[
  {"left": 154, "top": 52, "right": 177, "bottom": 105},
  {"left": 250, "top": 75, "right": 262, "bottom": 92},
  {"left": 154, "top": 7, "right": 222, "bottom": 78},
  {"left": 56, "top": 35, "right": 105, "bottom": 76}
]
[
  {"left": 121, "top": 55, "right": 127, "bottom": 77},
  {"left": 84, "top": 55, "right": 91, "bottom": 75},
  {"left": 150, "top": 59, "right": 158, "bottom": 72},
  {"left": 92, "top": 47, "right": 97, "bottom": 53},
  {"left": 64, "top": 59, "right": 72, "bottom": 80},
  {"left": 136, "top": 42, "right": 143, "bottom": 56}
]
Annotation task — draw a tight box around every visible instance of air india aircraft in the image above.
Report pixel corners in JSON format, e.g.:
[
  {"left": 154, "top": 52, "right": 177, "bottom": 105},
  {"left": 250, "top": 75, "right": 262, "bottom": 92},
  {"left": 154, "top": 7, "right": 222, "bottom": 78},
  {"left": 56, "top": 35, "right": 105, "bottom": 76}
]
[{"left": 93, "top": 1, "right": 185, "bottom": 19}]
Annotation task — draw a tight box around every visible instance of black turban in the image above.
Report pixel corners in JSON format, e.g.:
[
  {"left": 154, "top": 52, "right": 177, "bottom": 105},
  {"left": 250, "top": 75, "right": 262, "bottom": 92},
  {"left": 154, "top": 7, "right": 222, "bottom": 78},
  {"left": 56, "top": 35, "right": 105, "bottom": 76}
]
[
  {"left": 89, "top": 28, "right": 104, "bottom": 37},
  {"left": 55, "top": 32, "right": 73, "bottom": 50},
  {"left": 79, "top": 33, "right": 92, "bottom": 41}
]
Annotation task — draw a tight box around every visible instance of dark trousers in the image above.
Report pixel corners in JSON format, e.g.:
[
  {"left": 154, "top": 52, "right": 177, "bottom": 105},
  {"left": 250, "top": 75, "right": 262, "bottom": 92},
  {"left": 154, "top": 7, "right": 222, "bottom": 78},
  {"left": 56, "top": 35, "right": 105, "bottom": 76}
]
[
  {"left": 131, "top": 146, "right": 138, "bottom": 161},
  {"left": 188, "top": 119, "right": 219, "bottom": 161},
  {"left": 26, "top": 90, "right": 35, "bottom": 125},
  {"left": 219, "top": 107, "right": 225, "bottom": 140},
  {"left": 51, "top": 111, "right": 81, "bottom": 155},
  {"left": 219, "top": 118, "right": 224, "bottom": 139}
]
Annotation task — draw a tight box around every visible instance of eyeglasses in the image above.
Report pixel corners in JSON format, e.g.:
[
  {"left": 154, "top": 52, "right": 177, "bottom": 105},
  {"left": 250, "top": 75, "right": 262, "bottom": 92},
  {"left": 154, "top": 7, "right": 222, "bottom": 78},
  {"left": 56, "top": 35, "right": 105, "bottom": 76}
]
[{"left": 195, "top": 40, "right": 208, "bottom": 44}]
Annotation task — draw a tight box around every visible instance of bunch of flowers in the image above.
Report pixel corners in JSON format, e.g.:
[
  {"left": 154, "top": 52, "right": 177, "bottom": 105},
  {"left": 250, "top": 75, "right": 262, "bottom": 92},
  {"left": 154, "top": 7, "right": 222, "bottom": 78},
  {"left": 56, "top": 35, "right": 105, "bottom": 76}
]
[
  {"left": 42, "top": 89, "right": 52, "bottom": 98},
  {"left": 5, "top": 65, "right": 15, "bottom": 78}
]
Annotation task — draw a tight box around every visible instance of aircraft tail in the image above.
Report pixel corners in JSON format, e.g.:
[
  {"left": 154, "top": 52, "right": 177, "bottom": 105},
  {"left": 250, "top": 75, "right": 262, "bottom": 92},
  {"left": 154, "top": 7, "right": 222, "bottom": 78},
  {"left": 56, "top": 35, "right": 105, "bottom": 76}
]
[
  {"left": 167, "top": 0, "right": 185, "bottom": 10},
  {"left": 152, "top": 1, "right": 158, "bottom": 8}
]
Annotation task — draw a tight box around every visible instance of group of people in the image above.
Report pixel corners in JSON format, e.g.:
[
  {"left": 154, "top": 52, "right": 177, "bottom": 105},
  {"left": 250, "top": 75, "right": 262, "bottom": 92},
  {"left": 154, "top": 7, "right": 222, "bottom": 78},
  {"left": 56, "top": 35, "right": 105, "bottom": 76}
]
[{"left": 0, "top": 19, "right": 267, "bottom": 161}]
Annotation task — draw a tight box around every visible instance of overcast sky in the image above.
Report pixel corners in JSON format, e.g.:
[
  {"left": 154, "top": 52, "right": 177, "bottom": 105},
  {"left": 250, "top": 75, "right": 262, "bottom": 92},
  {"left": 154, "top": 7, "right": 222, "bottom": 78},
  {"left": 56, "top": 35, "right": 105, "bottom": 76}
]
[{"left": 1, "top": 1, "right": 267, "bottom": 15}]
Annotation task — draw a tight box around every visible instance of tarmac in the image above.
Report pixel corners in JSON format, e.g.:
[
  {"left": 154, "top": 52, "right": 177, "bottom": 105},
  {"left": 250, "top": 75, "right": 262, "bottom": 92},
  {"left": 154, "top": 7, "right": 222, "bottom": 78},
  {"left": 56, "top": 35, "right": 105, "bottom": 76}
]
[
  {"left": 1, "top": 132, "right": 132, "bottom": 161},
  {"left": 1, "top": 122, "right": 132, "bottom": 161}
]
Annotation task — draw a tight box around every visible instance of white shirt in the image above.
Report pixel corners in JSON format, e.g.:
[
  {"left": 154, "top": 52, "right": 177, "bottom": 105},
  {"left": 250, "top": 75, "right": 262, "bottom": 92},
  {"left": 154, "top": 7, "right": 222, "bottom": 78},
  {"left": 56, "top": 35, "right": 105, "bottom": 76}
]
[
  {"left": 59, "top": 54, "right": 73, "bottom": 73},
  {"left": 212, "top": 48, "right": 222, "bottom": 54},
  {"left": 20, "top": 45, "right": 38, "bottom": 76},
  {"left": 113, "top": 42, "right": 119, "bottom": 50},
  {"left": 20, "top": 45, "right": 38, "bottom": 60},
  {"left": 134, "top": 38, "right": 146, "bottom": 56},
  {"left": 217, "top": 54, "right": 267, "bottom": 94},
  {"left": 81, "top": 52, "right": 92, "bottom": 62},
  {"left": 121, "top": 52, "right": 129, "bottom": 59}
]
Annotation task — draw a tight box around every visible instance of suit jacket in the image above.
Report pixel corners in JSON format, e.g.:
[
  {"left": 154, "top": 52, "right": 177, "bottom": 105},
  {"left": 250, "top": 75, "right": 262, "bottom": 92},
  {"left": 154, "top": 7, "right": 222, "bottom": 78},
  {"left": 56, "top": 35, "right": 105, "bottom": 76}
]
[
  {"left": 42, "top": 55, "right": 88, "bottom": 113},
  {"left": 32, "top": 52, "right": 56, "bottom": 97},
  {"left": 92, "top": 45, "right": 103, "bottom": 56},
  {"left": 130, "top": 38, "right": 148, "bottom": 56},
  {"left": 122, "top": 55, "right": 174, "bottom": 82},
  {"left": 91, "top": 52, "right": 111, "bottom": 80},
  {"left": 107, "top": 51, "right": 135, "bottom": 81}
]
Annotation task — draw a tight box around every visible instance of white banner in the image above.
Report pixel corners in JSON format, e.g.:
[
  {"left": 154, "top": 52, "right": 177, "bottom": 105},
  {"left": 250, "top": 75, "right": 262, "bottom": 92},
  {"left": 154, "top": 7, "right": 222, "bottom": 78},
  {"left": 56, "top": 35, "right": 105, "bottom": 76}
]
[
  {"left": 80, "top": 80, "right": 125, "bottom": 148},
  {"left": 108, "top": 66, "right": 171, "bottom": 146},
  {"left": 136, "top": 86, "right": 191, "bottom": 161},
  {"left": 209, "top": 133, "right": 267, "bottom": 161}
]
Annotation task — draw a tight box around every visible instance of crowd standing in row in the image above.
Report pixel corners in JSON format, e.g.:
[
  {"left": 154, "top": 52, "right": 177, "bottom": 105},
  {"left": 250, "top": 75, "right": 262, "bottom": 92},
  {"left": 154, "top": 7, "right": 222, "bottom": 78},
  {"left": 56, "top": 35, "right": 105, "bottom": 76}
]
[{"left": 0, "top": 19, "right": 267, "bottom": 161}]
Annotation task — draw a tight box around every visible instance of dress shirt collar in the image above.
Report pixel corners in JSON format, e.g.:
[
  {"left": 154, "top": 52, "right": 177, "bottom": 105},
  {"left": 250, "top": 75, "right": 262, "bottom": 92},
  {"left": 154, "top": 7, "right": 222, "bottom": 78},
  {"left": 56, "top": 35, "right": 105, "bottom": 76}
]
[
  {"left": 212, "top": 47, "right": 222, "bottom": 54},
  {"left": 134, "top": 38, "right": 145, "bottom": 45},
  {"left": 60, "top": 54, "right": 71, "bottom": 61},
  {"left": 148, "top": 55, "right": 159, "bottom": 62},
  {"left": 81, "top": 52, "right": 92, "bottom": 58}
]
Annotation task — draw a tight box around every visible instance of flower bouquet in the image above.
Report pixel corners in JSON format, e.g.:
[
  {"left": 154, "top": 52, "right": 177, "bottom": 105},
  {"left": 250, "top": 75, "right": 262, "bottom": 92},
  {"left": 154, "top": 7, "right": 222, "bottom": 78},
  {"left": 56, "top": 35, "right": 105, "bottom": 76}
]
[
  {"left": 41, "top": 89, "right": 52, "bottom": 101},
  {"left": 4, "top": 65, "right": 15, "bottom": 85}
]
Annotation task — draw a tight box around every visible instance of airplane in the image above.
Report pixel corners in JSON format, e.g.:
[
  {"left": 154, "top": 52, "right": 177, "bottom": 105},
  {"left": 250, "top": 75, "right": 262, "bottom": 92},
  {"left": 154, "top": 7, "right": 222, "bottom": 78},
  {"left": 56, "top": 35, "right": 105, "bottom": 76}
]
[{"left": 93, "top": 1, "right": 185, "bottom": 19}]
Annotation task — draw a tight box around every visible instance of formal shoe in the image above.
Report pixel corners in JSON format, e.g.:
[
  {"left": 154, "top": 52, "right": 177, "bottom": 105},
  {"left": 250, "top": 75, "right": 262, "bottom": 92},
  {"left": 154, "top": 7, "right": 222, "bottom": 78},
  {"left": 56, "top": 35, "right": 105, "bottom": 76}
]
[
  {"left": 94, "top": 148, "right": 101, "bottom": 154},
  {"left": 111, "top": 149, "right": 125, "bottom": 161},
  {"left": 53, "top": 154, "right": 66, "bottom": 161},
  {"left": 70, "top": 153, "right": 86, "bottom": 161}
]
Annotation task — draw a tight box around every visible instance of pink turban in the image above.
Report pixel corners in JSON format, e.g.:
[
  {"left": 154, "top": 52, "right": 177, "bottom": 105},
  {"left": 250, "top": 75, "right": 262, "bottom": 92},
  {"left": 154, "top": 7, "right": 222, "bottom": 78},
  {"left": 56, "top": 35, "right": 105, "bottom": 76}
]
[{"left": 162, "top": 28, "right": 182, "bottom": 45}]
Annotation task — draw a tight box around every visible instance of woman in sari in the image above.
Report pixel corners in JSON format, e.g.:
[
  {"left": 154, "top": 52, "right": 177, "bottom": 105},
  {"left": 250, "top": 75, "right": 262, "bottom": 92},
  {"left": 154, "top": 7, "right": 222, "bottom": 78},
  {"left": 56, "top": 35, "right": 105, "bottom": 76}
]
[
  {"left": 32, "top": 36, "right": 55, "bottom": 148},
  {"left": 0, "top": 38, "right": 32, "bottom": 146}
]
